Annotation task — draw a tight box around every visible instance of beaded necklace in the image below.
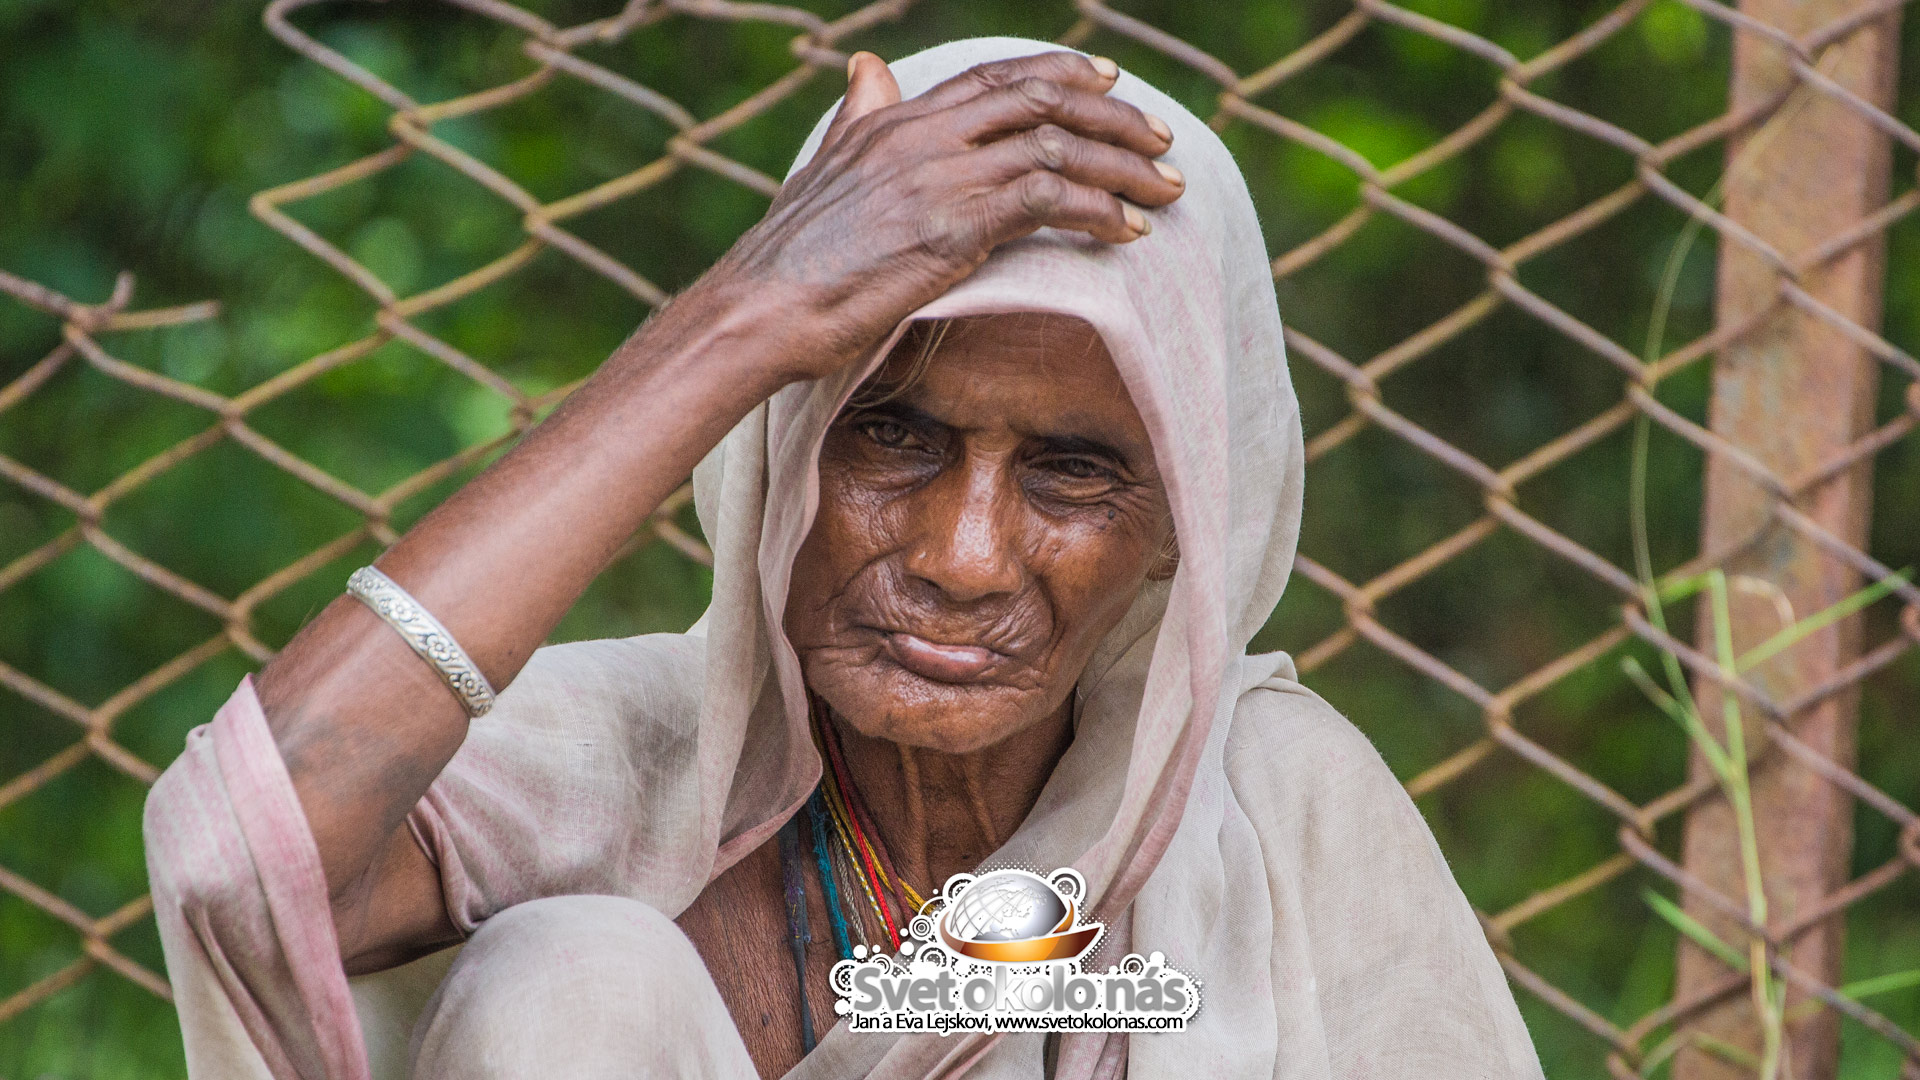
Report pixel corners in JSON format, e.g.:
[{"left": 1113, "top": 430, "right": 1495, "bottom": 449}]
[{"left": 778, "top": 692, "right": 930, "bottom": 1052}]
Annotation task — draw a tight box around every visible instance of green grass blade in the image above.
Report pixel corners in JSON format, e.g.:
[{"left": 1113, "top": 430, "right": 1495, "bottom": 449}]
[
  {"left": 1622, "top": 657, "right": 1732, "bottom": 782},
  {"left": 1735, "top": 570, "right": 1912, "bottom": 672},
  {"left": 1839, "top": 968, "right": 1920, "bottom": 1001},
  {"left": 1643, "top": 888, "right": 1748, "bottom": 973},
  {"left": 1652, "top": 571, "right": 1714, "bottom": 606}
]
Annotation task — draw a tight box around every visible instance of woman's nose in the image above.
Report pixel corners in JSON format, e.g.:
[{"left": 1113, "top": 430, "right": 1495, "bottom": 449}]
[{"left": 902, "top": 461, "right": 1024, "bottom": 604}]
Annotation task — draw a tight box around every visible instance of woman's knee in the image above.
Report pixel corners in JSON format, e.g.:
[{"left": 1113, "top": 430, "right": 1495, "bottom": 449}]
[
  {"left": 409, "top": 895, "right": 752, "bottom": 1079},
  {"left": 467, "top": 894, "right": 705, "bottom": 980}
]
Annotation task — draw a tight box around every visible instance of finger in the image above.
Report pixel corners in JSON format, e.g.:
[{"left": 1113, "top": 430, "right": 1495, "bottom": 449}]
[
  {"left": 908, "top": 50, "right": 1119, "bottom": 114},
  {"left": 819, "top": 51, "right": 903, "bottom": 150},
  {"left": 969, "top": 124, "right": 1184, "bottom": 209},
  {"left": 942, "top": 77, "right": 1171, "bottom": 159},
  {"left": 977, "top": 170, "right": 1151, "bottom": 247}
]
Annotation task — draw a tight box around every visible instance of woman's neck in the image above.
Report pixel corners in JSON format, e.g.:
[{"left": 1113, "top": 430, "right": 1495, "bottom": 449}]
[{"left": 830, "top": 698, "right": 1074, "bottom": 895}]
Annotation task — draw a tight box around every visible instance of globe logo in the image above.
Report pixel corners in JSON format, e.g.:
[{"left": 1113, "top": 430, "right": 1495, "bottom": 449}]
[
  {"left": 948, "top": 871, "right": 1068, "bottom": 942},
  {"left": 935, "top": 869, "right": 1103, "bottom": 964}
]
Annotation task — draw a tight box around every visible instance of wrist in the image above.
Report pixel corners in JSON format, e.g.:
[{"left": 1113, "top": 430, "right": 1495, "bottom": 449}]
[
  {"left": 648, "top": 263, "right": 839, "bottom": 393},
  {"left": 600, "top": 270, "right": 795, "bottom": 399}
]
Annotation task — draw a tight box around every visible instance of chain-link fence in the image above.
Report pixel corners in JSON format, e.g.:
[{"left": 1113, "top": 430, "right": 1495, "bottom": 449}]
[{"left": 3, "top": 0, "right": 1919, "bottom": 1077}]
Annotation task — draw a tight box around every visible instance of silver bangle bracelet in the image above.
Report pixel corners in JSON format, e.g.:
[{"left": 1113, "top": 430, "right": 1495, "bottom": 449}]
[{"left": 345, "top": 566, "right": 496, "bottom": 717}]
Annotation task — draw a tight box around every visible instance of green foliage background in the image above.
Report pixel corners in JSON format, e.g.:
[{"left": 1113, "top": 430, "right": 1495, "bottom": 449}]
[{"left": 3, "top": 0, "right": 1919, "bottom": 1076}]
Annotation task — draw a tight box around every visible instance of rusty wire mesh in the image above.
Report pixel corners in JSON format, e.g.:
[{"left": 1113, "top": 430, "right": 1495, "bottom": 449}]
[{"left": 3, "top": 0, "right": 1919, "bottom": 1075}]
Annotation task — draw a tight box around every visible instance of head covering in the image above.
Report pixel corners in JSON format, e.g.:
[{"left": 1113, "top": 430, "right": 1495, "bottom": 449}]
[
  {"left": 686, "top": 35, "right": 1303, "bottom": 1080},
  {"left": 144, "top": 36, "right": 1541, "bottom": 1080}
]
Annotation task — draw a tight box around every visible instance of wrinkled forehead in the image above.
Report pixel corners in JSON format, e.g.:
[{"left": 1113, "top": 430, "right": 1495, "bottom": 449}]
[
  {"left": 882, "top": 312, "right": 1107, "bottom": 364},
  {"left": 850, "top": 313, "right": 1160, "bottom": 472},
  {"left": 868, "top": 315, "right": 1134, "bottom": 407}
]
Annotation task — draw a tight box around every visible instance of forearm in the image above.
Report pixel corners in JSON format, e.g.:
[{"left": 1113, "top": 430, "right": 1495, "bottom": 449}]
[{"left": 257, "top": 273, "right": 795, "bottom": 902}]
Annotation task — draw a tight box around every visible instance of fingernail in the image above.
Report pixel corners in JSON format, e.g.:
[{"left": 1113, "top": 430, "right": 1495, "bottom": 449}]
[
  {"left": 1145, "top": 114, "right": 1173, "bottom": 144},
  {"left": 1154, "top": 161, "right": 1185, "bottom": 187},
  {"left": 1089, "top": 56, "right": 1120, "bottom": 80},
  {"left": 1123, "top": 204, "right": 1150, "bottom": 236},
  {"left": 846, "top": 53, "right": 861, "bottom": 80}
]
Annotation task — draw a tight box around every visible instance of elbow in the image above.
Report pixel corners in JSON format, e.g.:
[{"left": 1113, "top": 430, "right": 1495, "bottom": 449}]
[{"left": 142, "top": 740, "right": 258, "bottom": 928}]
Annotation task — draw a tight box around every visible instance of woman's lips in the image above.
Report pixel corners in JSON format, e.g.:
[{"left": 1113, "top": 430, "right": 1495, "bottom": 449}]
[{"left": 880, "top": 631, "right": 1002, "bottom": 683}]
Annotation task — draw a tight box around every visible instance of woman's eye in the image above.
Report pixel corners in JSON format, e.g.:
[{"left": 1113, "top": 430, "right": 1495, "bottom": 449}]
[
  {"left": 859, "top": 420, "right": 913, "bottom": 448},
  {"left": 1050, "top": 458, "right": 1112, "bottom": 481}
]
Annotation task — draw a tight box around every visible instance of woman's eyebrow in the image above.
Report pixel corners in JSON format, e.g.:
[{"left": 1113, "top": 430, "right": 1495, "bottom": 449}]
[
  {"left": 845, "top": 400, "right": 944, "bottom": 431},
  {"left": 846, "top": 401, "right": 1142, "bottom": 467}
]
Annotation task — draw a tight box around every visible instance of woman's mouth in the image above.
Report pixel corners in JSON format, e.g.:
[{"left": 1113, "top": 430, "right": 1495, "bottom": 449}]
[{"left": 880, "top": 631, "right": 1003, "bottom": 683}]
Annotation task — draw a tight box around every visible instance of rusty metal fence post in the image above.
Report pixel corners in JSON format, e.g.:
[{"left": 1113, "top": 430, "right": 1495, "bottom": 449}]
[{"left": 1675, "top": 0, "right": 1903, "bottom": 1077}]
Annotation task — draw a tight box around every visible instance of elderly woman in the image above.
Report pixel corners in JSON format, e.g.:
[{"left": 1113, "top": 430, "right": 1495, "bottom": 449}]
[{"left": 145, "top": 37, "right": 1542, "bottom": 1080}]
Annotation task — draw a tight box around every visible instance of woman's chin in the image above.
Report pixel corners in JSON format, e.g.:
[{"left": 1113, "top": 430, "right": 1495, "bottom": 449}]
[{"left": 812, "top": 662, "right": 1049, "bottom": 755}]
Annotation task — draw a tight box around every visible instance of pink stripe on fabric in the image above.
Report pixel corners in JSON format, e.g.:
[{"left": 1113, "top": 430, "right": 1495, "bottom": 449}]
[{"left": 211, "top": 676, "right": 371, "bottom": 1080}]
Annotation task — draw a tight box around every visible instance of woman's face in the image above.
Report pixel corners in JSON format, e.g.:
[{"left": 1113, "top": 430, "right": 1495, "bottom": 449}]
[{"left": 784, "top": 313, "right": 1172, "bottom": 755}]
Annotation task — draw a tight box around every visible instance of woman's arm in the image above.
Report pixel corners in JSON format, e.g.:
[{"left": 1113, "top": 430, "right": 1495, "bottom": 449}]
[{"left": 247, "top": 49, "right": 1185, "bottom": 971}]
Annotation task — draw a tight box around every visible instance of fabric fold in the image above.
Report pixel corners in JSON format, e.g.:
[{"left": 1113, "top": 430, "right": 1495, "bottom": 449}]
[{"left": 146, "top": 675, "right": 367, "bottom": 1080}]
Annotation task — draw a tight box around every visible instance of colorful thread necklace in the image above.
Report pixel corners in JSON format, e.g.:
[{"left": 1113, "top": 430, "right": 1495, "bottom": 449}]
[{"left": 777, "top": 692, "right": 931, "bottom": 1052}]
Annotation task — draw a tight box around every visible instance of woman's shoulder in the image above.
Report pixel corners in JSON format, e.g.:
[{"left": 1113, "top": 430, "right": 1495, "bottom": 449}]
[
  {"left": 1225, "top": 670, "right": 1389, "bottom": 778},
  {"left": 1222, "top": 665, "right": 1412, "bottom": 826},
  {"left": 1219, "top": 662, "right": 1469, "bottom": 922}
]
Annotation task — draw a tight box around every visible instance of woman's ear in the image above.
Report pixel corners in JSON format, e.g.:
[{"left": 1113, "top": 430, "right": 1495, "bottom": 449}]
[{"left": 1146, "top": 531, "right": 1179, "bottom": 582}]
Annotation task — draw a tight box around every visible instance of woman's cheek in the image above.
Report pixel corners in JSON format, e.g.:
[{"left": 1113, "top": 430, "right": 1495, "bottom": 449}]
[
  {"left": 1053, "top": 506, "right": 1161, "bottom": 579},
  {"left": 786, "top": 476, "right": 880, "bottom": 649},
  {"left": 821, "top": 461, "right": 915, "bottom": 545},
  {"left": 1035, "top": 517, "right": 1160, "bottom": 636},
  {"left": 810, "top": 480, "right": 885, "bottom": 575}
]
